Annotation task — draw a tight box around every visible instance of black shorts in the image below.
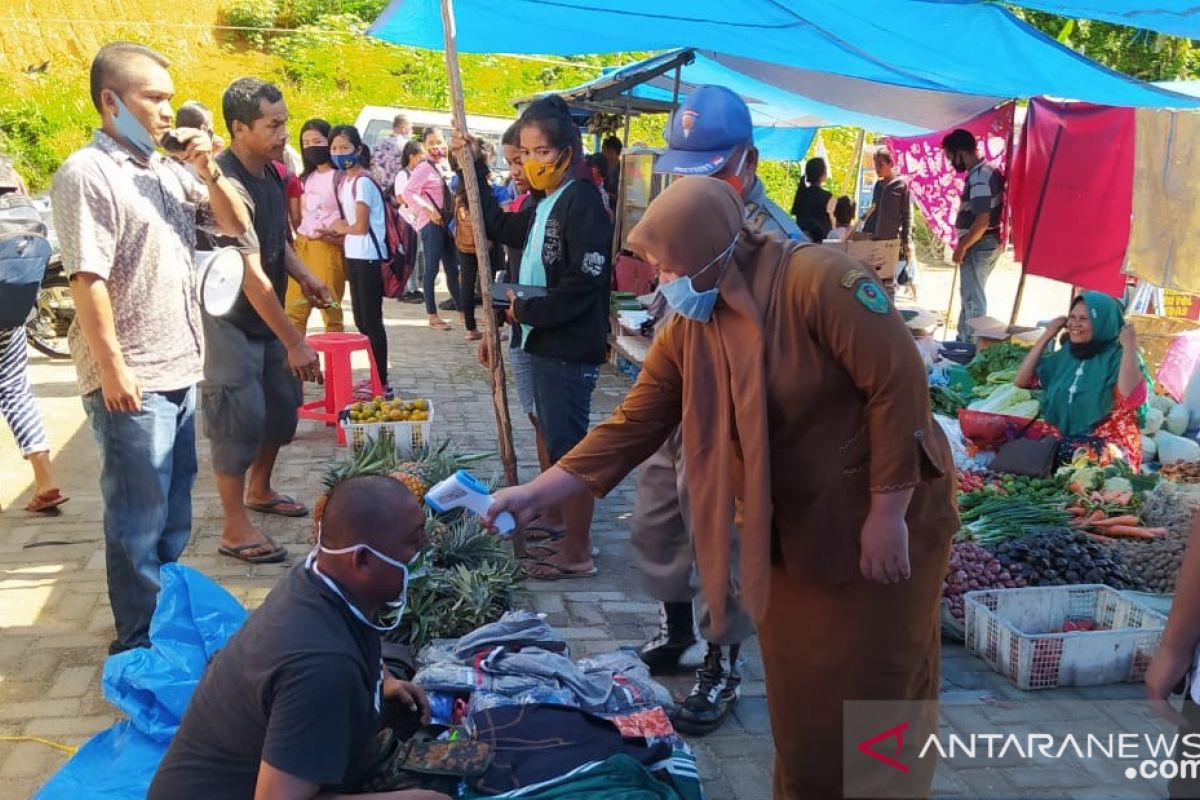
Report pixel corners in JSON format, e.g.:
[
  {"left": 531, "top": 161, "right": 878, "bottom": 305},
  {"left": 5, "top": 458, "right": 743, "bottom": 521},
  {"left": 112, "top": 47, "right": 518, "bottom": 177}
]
[{"left": 200, "top": 314, "right": 302, "bottom": 475}]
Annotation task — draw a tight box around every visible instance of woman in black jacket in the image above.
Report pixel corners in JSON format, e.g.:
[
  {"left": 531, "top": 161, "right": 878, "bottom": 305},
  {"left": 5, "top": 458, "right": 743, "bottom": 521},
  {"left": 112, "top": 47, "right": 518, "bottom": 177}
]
[
  {"left": 790, "top": 156, "right": 834, "bottom": 242},
  {"left": 455, "top": 96, "right": 612, "bottom": 580}
]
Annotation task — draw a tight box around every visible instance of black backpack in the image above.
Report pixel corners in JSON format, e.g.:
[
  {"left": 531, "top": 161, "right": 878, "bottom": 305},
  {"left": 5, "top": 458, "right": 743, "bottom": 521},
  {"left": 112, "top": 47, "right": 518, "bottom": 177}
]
[{"left": 0, "top": 194, "right": 51, "bottom": 328}]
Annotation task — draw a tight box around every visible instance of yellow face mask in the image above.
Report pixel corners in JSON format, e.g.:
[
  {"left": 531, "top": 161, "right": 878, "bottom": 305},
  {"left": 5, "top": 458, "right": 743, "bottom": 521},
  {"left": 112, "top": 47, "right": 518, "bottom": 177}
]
[{"left": 524, "top": 151, "right": 570, "bottom": 192}]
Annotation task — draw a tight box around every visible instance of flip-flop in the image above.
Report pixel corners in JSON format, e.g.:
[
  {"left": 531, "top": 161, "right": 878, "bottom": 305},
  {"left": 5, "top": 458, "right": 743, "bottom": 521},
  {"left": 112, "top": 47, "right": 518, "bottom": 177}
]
[
  {"left": 26, "top": 490, "right": 68, "bottom": 514},
  {"left": 428, "top": 319, "right": 452, "bottom": 331},
  {"left": 522, "top": 557, "right": 598, "bottom": 581},
  {"left": 219, "top": 541, "right": 288, "bottom": 564},
  {"left": 521, "top": 541, "right": 600, "bottom": 558},
  {"left": 524, "top": 525, "right": 565, "bottom": 543},
  {"left": 246, "top": 495, "right": 309, "bottom": 517}
]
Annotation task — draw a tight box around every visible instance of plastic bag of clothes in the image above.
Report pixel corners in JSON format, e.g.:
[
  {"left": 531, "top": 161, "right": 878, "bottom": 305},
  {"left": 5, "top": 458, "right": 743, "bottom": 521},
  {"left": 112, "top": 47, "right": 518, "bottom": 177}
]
[{"left": 36, "top": 564, "right": 247, "bottom": 800}]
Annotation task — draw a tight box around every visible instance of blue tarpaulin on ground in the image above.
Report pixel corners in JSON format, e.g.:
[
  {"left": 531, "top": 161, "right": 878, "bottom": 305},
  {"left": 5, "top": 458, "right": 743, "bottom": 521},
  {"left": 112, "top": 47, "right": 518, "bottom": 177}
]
[
  {"left": 35, "top": 565, "right": 247, "bottom": 800},
  {"left": 996, "top": 0, "right": 1200, "bottom": 39},
  {"left": 370, "top": 0, "right": 1199, "bottom": 118}
]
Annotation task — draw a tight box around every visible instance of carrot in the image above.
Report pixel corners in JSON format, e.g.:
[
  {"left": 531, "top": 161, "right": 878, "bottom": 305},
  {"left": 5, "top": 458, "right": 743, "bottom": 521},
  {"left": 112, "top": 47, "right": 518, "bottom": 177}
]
[
  {"left": 1067, "top": 505, "right": 1087, "bottom": 517},
  {"left": 1085, "top": 510, "right": 1109, "bottom": 525},
  {"left": 1085, "top": 531, "right": 1114, "bottom": 543},
  {"left": 1099, "top": 525, "right": 1161, "bottom": 539},
  {"left": 1069, "top": 482, "right": 1087, "bottom": 496},
  {"left": 1089, "top": 515, "right": 1140, "bottom": 528}
]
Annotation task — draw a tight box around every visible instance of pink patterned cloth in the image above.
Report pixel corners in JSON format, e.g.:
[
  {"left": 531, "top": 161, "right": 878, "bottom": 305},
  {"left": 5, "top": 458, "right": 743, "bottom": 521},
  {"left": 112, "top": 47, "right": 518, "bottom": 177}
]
[{"left": 885, "top": 102, "right": 1015, "bottom": 249}]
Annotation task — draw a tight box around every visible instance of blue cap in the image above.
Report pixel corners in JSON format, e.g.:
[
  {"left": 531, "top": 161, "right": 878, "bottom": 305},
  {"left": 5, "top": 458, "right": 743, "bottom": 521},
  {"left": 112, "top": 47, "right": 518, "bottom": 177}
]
[{"left": 654, "top": 85, "right": 753, "bottom": 177}]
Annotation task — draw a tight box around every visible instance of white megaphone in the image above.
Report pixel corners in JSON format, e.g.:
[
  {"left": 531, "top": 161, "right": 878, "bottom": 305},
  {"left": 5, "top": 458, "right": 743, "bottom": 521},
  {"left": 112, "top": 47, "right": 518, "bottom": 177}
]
[
  {"left": 196, "top": 248, "right": 245, "bottom": 317},
  {"left": 425, "top": 470, "right": 516, "bottom": 537}
]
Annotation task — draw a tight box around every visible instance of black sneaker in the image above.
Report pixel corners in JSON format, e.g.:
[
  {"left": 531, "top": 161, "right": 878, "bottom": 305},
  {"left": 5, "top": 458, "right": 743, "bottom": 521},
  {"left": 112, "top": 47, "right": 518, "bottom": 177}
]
[
  {"left": 401, "top": 290, "right": 424, "bottom": 305},
  {"left": 438, "top": 298, "right": 458, "bottom": 311},
  {"left": 638, "top": 601, "right": 697, "bottom": 676},
  {"left": 671, "top": 643, "right": 743, "bottom": 736}
]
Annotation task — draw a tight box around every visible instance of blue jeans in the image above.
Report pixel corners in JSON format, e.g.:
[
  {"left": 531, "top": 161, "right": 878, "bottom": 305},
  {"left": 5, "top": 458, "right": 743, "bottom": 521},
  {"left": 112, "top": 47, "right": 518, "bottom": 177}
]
[
  {"left": 83, "top": 387, "right": 197, "bottom": 651},
  {"left": 957, "top": 234, "right": 1002, "bottom": 341},
  {"left": 528, "top": 354, "right": 600, "bottom": 462},
  {"left": 419, "top": 223, "right": 462, "bottom": 314}
]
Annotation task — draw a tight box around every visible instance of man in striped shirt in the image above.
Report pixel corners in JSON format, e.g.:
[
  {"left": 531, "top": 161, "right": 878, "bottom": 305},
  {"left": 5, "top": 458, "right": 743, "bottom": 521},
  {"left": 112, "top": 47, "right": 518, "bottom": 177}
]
[{"left": 943, "top": 128, "right": 1005, "bottom": 342}]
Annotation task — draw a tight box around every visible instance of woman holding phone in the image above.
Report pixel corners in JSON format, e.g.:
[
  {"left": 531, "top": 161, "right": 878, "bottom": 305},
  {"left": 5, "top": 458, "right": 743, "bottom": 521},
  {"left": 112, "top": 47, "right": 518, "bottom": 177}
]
[{"left": 453, "top": 96, "right": 612, "bottom": 579}]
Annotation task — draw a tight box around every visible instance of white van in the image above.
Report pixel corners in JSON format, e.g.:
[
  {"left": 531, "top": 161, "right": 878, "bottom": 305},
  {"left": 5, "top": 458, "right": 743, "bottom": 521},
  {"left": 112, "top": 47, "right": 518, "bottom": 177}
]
[{"left": 353, "top": 106, "right": 515, "bottom": 170}]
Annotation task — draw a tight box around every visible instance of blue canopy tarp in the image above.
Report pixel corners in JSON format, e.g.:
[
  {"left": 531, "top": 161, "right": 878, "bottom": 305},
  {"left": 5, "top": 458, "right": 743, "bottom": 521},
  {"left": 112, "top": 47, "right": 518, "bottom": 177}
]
[
  {"left": 994, "top": 0, "right": 1200, "bottom": 39},
  {"left": 523, "top": 48, "right": 948, "bottom": 160},
  {"left": 370, "top": 0, "right": 1199, "bottom": 115}
]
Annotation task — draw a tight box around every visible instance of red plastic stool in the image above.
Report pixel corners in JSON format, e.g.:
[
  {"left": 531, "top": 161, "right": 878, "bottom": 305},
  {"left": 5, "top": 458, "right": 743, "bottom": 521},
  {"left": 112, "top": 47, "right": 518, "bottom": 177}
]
[{"left": 298, "top": 333, "right": 383, "bottom": 445}]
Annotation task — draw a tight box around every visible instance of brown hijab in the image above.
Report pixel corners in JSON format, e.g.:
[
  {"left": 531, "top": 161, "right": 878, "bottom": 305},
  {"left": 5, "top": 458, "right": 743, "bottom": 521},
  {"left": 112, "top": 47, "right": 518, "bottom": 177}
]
[{"left": 628, "top": 177, "right": 801, "bottom": 624}]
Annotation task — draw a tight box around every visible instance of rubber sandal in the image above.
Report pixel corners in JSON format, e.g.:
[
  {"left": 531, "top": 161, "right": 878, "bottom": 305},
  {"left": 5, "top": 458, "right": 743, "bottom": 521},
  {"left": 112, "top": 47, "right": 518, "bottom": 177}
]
[
  {"left": 524, "top": 524, "right": 565, "bottom": 543},
  {"left": 428, "top": 319, "right": 452, "bottom": 331},
  {"left": 465, "top": 330, "right": 483, "bottom": 342},
  {"left": 218, "top": 541, "right": 288, "bottom": 564},
  {"left": 521, "top": 541, "right": 600, "bottom": 558},
  {"left": 245, "top": 495, "right": 309, "bottom": 517},
  {"left": 26, "top": 490, "right": 68, "bottom": 514},
  {"left": 521, "top": 557, "right": 598, "bottom": 581}
]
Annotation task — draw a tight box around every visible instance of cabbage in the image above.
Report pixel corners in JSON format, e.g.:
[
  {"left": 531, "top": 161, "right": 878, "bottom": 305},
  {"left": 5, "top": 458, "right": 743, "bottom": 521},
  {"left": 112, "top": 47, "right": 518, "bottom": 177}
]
[
  {"left": 1154, "top": 431, "right": 1200, "bottom": 465},
  {"left": 1151, "top": 394, "right": 1176, "bottom": 414},
  {"left": 972, "top": 384, "right": 1033, "bottom": 414},
  {"left": 1102, "top": 476, "right": 1133, "bottom": 495},
  {"left": 1142, "top": 435, "right": 1158, "bottom": 461},
  {"left": 1005, "top": 400, "right": 1040, "bottom": 419},
  {"left": 1166, "top": 404, "right": 1191, "bottom": 436},
  {"left": 1143, "top": 407, "right": 1165, "bottom": 435}
]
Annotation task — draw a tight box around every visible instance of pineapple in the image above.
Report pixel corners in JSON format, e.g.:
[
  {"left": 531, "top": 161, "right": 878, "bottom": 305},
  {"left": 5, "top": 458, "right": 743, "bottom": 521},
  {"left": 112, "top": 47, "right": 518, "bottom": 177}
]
[{"left": 388, "top": 468, "right": 430, "bottom": 502}]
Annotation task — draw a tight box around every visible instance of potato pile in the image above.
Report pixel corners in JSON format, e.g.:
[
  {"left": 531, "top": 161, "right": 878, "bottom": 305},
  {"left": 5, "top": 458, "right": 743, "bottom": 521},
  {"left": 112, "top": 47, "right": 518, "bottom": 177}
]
[
  {"left": 1159, "top": 461, "right": 1200, "bottom": 485},
  {"left": 1118, "top": 481, "right": 1200, "bottom": 593},
  {"left": 943, "top": 541, "right": 1027, "bottom": 622}
]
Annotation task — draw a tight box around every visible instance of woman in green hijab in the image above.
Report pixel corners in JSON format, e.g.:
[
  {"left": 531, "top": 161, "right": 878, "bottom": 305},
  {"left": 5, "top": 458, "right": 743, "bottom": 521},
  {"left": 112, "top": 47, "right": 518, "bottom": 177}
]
[{"left": 1015, "top": 291, "right": 1147, "bottom": 466}]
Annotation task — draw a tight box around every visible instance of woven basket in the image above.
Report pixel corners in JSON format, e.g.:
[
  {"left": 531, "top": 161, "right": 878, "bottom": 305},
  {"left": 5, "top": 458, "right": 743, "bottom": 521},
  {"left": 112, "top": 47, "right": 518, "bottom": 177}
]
[{"left": 1127, "top": 314, "right": 1200, "bottom": 375}]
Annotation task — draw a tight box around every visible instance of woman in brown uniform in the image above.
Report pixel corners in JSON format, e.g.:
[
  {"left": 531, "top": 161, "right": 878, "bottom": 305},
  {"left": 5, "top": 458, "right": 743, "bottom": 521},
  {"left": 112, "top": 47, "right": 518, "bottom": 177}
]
[{"left": 488, "top": 177, "right": 957, "bottom": 798}]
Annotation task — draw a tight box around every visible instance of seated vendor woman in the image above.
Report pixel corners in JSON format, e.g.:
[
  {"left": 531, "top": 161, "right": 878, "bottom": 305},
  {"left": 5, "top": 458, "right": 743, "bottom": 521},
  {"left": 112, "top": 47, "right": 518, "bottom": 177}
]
[
  {"left": 149, "top": 476, "right": 450, "bottom": 800},
  {"left": 1014, "top": 291, "right": 1146, "bottom": 467}
]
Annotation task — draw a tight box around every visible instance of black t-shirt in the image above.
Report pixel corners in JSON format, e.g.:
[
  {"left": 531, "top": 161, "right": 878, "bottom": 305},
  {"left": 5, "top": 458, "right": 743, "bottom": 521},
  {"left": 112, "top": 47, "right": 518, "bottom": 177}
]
[
  {"left": 148, "top": 565, "right": 384, "bottom": 799},
  {"left": 213, "top": 150, "right": 289, "bottom": 339}
]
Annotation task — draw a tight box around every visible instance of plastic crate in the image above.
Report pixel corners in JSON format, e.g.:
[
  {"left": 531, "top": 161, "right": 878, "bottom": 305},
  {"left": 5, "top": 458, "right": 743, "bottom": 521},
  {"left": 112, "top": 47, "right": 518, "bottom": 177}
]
[
  {"left": 338, "top": 401, "right": 434, "bottom": 458},
  {"left": 964, "top": 585, "right": 1166, "bottom": 690}
]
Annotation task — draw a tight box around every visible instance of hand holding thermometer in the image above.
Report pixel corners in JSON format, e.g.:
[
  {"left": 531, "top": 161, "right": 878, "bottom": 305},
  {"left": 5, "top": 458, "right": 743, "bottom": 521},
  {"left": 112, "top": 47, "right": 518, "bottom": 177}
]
[{"left": 425, "top": 470, "right": 516, "bottom": 536}]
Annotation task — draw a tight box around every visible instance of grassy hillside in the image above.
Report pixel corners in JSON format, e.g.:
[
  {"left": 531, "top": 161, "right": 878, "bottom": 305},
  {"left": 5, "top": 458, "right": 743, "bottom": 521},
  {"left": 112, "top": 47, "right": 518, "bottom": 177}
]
[{"left": 0, "top": 3, "right": 851, "bottom": 205}]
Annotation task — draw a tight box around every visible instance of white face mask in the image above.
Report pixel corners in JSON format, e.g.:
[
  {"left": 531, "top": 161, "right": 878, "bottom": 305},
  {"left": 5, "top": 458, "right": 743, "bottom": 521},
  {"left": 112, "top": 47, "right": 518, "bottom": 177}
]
[{"left": 306, "top": 525, "right": 426, "bottom": 632}]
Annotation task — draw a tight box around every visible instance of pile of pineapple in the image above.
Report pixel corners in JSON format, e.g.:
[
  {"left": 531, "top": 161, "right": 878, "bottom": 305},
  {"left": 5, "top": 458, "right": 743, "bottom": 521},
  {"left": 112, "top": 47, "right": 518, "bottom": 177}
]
[
  {"left": 347, "top": 395, "right": 430, "bottom": 424},
  {"left": 317, "top": 433, "right": 519, "bottom": 650}
]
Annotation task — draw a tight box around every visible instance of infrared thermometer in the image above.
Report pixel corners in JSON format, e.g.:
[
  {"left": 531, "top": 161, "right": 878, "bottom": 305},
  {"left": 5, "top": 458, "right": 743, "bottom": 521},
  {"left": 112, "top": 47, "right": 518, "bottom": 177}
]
[{"left": 425, "top": 470, "right": 516, "bottom": 536}]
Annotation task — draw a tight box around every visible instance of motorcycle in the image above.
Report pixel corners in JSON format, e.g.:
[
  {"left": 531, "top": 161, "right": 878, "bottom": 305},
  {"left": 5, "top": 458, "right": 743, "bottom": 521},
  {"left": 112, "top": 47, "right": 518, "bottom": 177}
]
[{"left": 24, "top": 196, "right": 72, "bottom": 359}]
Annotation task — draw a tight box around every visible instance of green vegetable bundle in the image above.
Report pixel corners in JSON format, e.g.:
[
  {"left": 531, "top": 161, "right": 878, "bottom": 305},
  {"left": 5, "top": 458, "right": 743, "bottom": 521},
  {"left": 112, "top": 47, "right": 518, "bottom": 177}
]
[
  {"left": 965, "top": 342, "right": 1032, "bottom": 385},
  {"left": 959, "top": 495, "right": 1071, "bottom": 545}
]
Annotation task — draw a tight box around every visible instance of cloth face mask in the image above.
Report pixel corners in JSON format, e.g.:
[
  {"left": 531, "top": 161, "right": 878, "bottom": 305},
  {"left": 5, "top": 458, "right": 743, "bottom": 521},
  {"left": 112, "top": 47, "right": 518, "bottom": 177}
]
[{"left": 659, "top": 233, "right": 741, "bottom": 323}]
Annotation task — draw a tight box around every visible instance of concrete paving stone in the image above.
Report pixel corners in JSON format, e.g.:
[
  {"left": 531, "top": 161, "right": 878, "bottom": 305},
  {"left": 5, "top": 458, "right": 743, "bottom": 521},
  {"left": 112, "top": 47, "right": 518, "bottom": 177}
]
[
  {"left": 1003, "top": 764, "right": 1102, "bottom": 790},
  {"left": 559, "top": 591, "right": 628, "bottom": 602},
  {"left": 950, "top": 766, "right": 1018, "bottom": 798},
  {"left": 47, "top": 665, "right": 97, "bottom": 699},
  {"left": 1, "top": 699, "right": 81, "bottom": 720},
  {"left": 720, "top": 758, "right": 775, "bottom": 800},
  {"left": 0, "top": 740, "right": 67, "bottom": 779},
  {"left": 931, "top": 766, "right": 971, "bottom": 796},
  {"left": 564, "top": 600, "right": 606, "bottom": 626},
  {"left": 546, "top": 626, "right": 610, "bottom": 640},
  {"left": 24, "top": 714, "right": 118, "bottom": 738},
  {"left": 733, "top": 696, "right": 772, "bottom": 736},
  {"left": 529, "top": 593, "right": 564, "bottom": 615},
  {"left": 707, "top": 733, "right": 777, "bottom": 759},
  {"left": 599, "top": 600, "right": 662, "bottom": 614}
]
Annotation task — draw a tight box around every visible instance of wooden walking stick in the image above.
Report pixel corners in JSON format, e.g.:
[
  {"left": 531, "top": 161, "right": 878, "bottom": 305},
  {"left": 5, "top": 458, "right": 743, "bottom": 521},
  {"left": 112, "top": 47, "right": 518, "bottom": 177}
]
[{"left": 439, "top": 0, "right": 518, "bottom": 486}]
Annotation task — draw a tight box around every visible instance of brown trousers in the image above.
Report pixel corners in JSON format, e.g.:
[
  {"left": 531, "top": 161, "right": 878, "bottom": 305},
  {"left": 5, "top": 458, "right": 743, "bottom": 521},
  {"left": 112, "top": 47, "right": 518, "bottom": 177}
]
[{"left": 757, "top": 533, "right": 950, "bottom": 799}]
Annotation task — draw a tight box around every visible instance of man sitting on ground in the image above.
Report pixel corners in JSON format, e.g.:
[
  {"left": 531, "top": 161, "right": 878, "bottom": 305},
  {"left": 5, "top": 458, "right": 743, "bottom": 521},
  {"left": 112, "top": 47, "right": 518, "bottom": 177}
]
[{"left": 149, "top": 476, "right": 449, "bottom": 800}]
